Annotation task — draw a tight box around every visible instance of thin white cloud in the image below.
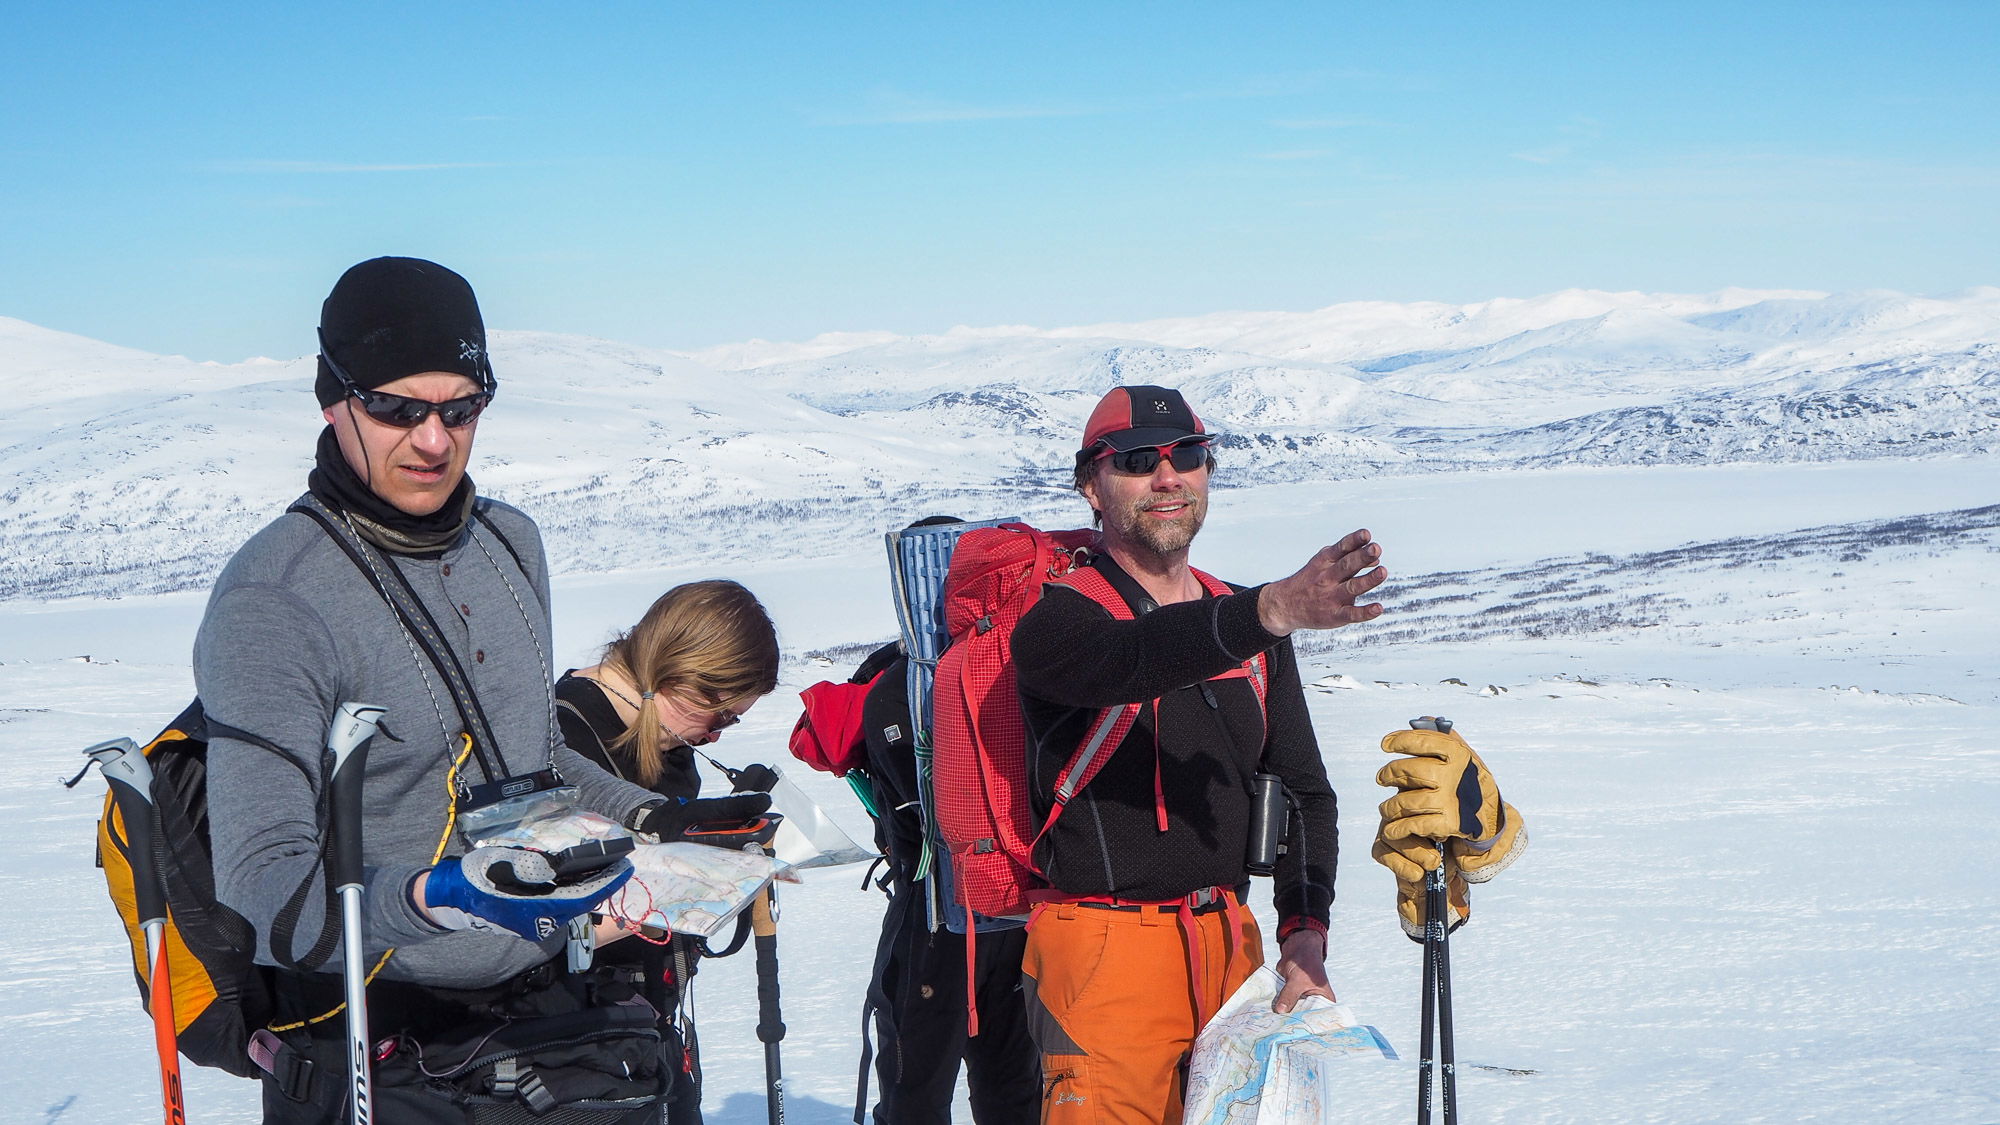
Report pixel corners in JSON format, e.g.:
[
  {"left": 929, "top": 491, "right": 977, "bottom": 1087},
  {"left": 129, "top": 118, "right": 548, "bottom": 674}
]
[
  {"left": 1181, "top": 67, "right": 1437, "bottom": 102},
  {"left": 1273, "top": 116, "right": 1396, "bottom": 130},
  {"left": 813, "top": 88, "right": 1097, "bottom": 126},
  {"left": 1511, "top": 116, "right": 1604, "bottom": 164},
  {"left": 1510, "top": 146, "right": 1570, "bottom": 165},
  {"left": 210, "top": 159, "right": 503, "bottom": 173},
  {"left": 240, "top": 195, "right": 330, "bottom": 209}
]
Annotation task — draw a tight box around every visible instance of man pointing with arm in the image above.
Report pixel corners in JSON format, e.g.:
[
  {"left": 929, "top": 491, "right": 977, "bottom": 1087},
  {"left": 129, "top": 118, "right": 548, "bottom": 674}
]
[{"left": 1010, "top": 385, "right": 1386, "bottom": 1125}]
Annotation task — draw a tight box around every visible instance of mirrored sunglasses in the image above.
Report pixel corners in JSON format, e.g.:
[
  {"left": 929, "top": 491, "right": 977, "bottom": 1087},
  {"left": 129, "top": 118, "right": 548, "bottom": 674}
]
[
  {"left": 1096, "top": 440, "right": 1213, "bottom": 475},
  {"left": 345, "top": 385, "right": 491, "bottom": 429}
]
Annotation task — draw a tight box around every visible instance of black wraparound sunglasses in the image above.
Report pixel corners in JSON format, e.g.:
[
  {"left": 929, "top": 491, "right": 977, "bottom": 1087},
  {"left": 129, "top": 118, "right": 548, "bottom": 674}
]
[
  {"left": 318, "top": 328, "right": 494, "bottom": 429},
  {"left": 1094, "top": 439, "right": 1214, "bottom": 475}
]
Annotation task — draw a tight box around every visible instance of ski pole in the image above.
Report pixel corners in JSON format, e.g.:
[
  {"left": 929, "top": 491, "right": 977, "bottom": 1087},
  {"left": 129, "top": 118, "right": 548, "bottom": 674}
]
[
  {"left": 1429, "top": 849, "right": 1457, "bottom": 1125},
  {"left": 82, "top": 737, "right": 188, "bottom": 1125},
  {"left": 325, "top": 702, "right": 386, "bottom": 1125},
  {"left": 752, "top": 882, "right": 787, "bottom": 1125},
  {"left": 1418, "top": 853, "right": 1436, "bottom": 1125}
]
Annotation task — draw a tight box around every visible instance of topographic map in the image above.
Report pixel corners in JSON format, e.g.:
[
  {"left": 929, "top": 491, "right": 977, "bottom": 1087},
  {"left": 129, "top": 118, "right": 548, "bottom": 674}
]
[
  {"left": 1183, "top": 968, "right": 1398, "bottom": 1125},
  {"left": 473, "top": 808, "right": 783, "bottom": 939},
  {"left": 610, "top": 842, "right": 781, "bottom": 937}
]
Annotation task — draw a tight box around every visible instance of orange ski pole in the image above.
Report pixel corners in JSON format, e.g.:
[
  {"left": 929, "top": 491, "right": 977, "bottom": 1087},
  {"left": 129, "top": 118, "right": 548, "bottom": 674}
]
[{"left": 84, "top": 738, "right": 188, "bottom": 1125}]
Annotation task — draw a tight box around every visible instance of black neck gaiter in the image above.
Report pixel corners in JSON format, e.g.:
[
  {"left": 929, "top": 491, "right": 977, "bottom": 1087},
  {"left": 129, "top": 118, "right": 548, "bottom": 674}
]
[{"left": 307, "top": 425, "right": 475, "bottom": 557}]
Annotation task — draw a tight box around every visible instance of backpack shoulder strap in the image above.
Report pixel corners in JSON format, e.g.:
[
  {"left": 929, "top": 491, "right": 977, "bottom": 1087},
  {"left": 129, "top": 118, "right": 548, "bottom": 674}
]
[
  {"left": 1033, "top": 563, "right": 1145, "bottom": 820},
  {"left": 1048, "top": 563, "right": 1133, "bottom": 620},
  {"left": 471, "top": 503, "right": 543, "bottom": 611},
  {"left": 183, "top": 699, "right": 343, "bottom": 972},
  {"left": 1192, "top": 567, "right": 1270, "bottom": 719},
  {"left": 554, "top": 696, "right": 628, "bottom": 782}
]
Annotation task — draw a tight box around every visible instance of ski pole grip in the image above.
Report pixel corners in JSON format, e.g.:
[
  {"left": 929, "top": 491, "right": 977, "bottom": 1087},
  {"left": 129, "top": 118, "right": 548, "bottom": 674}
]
[
  {"left": 324, "top": 703, "right": 386, "bottom": 892},
  {"left": 88, "top": 738, "right": 167, "bottom": 928}
]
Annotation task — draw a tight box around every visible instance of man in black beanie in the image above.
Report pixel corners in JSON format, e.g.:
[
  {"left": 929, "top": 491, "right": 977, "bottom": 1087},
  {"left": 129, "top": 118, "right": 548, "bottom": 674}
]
[
  {"left": 192, "top": 257, "right": 753, "bottom": 1122},
  {"left": 312, "top": 256, "right": 498, "bottom": 533}
]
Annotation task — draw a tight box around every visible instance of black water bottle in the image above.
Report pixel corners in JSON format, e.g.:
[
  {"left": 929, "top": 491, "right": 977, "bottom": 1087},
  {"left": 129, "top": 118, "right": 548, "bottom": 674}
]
[{"left": 1245, "top": 772, "right": 1287, "bottom": 876}]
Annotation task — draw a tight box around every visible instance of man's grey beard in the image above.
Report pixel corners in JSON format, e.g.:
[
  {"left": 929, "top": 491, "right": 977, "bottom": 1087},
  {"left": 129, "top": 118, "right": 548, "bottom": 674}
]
[{"left": 1112, "top": 492, "right": 1206, "bottom": 556}]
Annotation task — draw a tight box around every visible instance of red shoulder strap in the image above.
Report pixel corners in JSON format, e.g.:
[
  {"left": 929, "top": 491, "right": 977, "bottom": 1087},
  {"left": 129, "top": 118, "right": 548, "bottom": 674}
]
[
  {"left": 1050, "top": 564, "right": 1127, "bottom": 618},
  {"left": 1030, "top": 565, "right": 1142, "bottom": 844},
  {"left": 1192, "top": 567, "right": 1269, "bottom": 722}
]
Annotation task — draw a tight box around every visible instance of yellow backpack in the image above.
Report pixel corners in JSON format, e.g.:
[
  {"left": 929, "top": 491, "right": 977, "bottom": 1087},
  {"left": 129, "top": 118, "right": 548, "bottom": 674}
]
[{"left": 89, "top": 701, "right": 326, "bottom": 1077}]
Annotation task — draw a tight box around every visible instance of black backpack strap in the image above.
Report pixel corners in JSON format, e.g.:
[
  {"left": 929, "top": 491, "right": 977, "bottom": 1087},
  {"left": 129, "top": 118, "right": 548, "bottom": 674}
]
[
  {"left": 554, "top": 696, "right": 628, "bottom": 782},
  {"left": 472, "top": 503, "right": 536, "bottom": 603},
  {"left": 290, "top": 498, "right": 506, "bottom": 782},
  {"left": 853, "top": 999, "right": 875, "bottom": 1125},
  {"left": 852, "top": 883, "right": 917, "bottom": 1123},
  {"left": 270, "top": 821, "right": 341, "bottom": 973},
  {"left": 201, "top": 711, "right": 341, "bottom": 972},
  {"left": 701, "top": 913, "right": 752, "bottom": 959}
]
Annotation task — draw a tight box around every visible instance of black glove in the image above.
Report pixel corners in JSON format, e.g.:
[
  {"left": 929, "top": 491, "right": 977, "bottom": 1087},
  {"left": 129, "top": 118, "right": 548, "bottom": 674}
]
[
  {"left": 729, "top": 763, "right": 781, "bottom": 794},
  {"left": 632, "top": 793, "right": 775, "bottom": 848}
]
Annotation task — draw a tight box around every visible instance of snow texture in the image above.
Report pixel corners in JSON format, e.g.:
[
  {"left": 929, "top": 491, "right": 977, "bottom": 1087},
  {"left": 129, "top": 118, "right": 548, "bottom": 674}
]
[{"left": 2, "top": 293, "right": 1997, "bottom": 1123}]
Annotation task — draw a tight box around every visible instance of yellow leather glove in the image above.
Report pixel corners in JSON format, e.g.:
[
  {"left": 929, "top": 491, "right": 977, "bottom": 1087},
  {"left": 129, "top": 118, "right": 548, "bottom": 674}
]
[
  {"left": 1374, "top": 719, "right": 1528, "bottom": 938},
  {"left": 1452, "top": 801, "right": 1526, "bottom": 884},
  {"left": 1376, "top": 724, "right": 1513, "bottom": 847},
  {"left": 1371, "top": 834, "right": 1468, "bottom": 939}
]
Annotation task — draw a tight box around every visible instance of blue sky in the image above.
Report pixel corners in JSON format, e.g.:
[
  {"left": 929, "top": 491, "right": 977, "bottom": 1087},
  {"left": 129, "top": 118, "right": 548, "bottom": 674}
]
[{"left": 3, "top": 2, "right": 1993, "bottom": 361}]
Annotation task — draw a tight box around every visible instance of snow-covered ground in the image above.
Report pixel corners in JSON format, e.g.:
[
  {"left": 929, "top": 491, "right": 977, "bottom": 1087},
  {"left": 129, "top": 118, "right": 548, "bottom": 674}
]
[{"left": 5, "top": 458, "right": 1997, "bottom": 1123}]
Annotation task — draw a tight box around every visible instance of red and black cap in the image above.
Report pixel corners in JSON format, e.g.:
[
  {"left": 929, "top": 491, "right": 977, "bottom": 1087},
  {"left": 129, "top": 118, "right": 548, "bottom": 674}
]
[
  {"left": 315, "top": 257, "right": 496, "bottom": 407},
  {"left": 1076, "top": 385, "right": 1216, "bottom": 466}
]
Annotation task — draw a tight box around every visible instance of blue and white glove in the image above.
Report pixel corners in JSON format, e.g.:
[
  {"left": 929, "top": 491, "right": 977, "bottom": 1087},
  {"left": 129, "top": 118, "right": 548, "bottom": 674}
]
[{"left": 420, "top": 846, "right": 633, "bottom": 942}]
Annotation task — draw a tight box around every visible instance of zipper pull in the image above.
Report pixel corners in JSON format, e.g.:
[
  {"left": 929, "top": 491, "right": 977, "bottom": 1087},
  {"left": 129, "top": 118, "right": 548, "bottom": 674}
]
[{"left": 1199, "top": 682, "right": 1219, "bottom": 709}]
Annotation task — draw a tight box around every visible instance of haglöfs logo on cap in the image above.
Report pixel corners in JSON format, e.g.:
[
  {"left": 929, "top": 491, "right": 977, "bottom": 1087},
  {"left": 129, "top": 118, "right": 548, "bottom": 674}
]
[{"left": 1152, "top": 398, "right": 1171, "bottom": 414}]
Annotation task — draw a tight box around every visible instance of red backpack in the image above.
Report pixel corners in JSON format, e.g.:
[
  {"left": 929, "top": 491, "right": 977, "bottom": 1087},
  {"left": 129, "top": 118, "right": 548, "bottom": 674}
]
[{"left": 929, "top": 524, "right": 1268, "bottom": 922}]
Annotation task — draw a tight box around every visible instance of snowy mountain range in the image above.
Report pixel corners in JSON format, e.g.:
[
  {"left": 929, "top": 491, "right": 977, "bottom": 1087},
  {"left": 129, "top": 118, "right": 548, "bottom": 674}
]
[{"left": 3, "top": 286, "right": 1995, "bottom": 602}]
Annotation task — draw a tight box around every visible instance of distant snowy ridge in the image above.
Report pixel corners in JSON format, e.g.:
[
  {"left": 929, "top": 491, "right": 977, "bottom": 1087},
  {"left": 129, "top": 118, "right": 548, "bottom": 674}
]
[
  {"left": 1297, "top": 501, "right": 1999, "bottom": 659},
  {"left": 2, "top": 288, "right": 1994, "bottom": 602}
]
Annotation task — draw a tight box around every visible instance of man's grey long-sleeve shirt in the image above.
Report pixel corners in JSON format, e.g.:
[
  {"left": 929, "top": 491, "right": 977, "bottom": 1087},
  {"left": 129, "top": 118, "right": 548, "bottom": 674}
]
[{"left": 193, "top": 496, "right": 658, "bottom": 988}]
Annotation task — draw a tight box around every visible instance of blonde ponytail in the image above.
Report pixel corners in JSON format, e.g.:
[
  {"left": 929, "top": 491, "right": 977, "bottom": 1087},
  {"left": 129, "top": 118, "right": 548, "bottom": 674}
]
[{"left": 600, "top": 580, "right": 780, "bottom": 787}]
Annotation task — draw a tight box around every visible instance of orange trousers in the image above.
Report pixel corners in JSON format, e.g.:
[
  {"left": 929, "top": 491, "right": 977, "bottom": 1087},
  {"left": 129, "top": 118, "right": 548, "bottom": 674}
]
[{"left": 1020, "top": 901, "right": 1264, "bottom": 1125}]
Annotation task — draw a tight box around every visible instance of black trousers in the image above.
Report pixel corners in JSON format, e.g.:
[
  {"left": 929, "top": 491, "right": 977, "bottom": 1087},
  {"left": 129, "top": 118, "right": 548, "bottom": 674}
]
[
  {"left": 619, "top": 932, "right": 705, "bottom": 1125},
  {"left": 868, "top": 888, "right": 1039, "bottom": 1125}
]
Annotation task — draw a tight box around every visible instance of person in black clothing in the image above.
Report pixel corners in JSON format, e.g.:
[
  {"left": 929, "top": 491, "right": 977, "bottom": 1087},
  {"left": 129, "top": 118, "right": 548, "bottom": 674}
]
[
  {"left": 852, "top": 642, "right": 1039, "bottom": 1125},
  {"left": 1010, "top": 385, "right": 1388, "bottom": 1125},
  {"left": 554, "top": 579, "right": 781, "bottom": 1125}
]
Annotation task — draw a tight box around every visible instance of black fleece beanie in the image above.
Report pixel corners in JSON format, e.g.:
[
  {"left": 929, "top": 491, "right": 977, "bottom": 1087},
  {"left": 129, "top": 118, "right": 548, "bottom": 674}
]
[{"left": 315, "top": 257, "right": 496, "bottom": 407}]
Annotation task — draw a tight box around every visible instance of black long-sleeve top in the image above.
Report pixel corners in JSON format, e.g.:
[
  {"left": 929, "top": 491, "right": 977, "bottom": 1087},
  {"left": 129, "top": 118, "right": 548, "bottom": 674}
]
[
  {"left": 1012, "top": 556, "right": 1337, "bottom": 928},
  {"left": 552, "top": 671, "right": 705, "bottom": 983},
  {"left": 553, "top": 671, "right": 703, "bottom": 802}
]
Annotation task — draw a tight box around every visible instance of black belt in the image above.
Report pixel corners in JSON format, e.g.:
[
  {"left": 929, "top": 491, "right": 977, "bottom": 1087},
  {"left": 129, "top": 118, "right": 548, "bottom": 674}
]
[{"left": 1068, "top": 885, "right": 1231, "bottom": 915}]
